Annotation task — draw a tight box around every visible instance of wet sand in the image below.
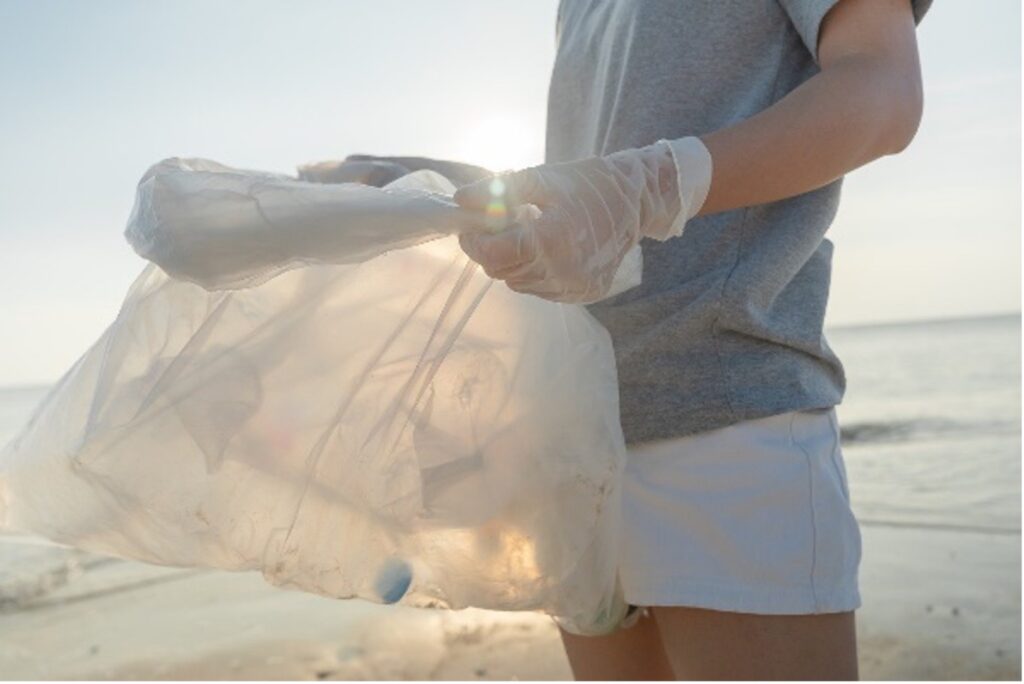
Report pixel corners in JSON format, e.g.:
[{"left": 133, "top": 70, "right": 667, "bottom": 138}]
[{"left": 0, "top": 524, "right": 1019, "bottom": 680}]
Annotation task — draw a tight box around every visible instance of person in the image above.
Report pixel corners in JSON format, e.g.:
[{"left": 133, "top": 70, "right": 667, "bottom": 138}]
[{"left": 304, "top": 0, "right": 930, "bottom": 678}]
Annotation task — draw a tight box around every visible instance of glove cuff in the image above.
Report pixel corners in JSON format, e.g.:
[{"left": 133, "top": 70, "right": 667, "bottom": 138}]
[{"left": 657, "top": 136, "right": 713, "bottom": 240}]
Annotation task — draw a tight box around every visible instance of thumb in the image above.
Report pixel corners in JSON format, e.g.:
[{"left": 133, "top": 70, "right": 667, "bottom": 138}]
[
  {"left": 453, "top": 167, "right": 548, "bottom": 212},
  {"left": 453, "top": 175, "right": 503, "bottom": 212}
]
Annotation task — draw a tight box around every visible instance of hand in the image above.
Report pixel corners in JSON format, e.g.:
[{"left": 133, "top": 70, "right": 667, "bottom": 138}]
[
  {"left": 298, "top": 157, "right": 411, "bottom": 187},
  {"left": 346, "top": 155, "right": 493, "bottom": 186},
  {"left": 299, "top": 155, "right": 494, "bottom": 188},
  {"left": 453, "top": 140, "right": 708, "bottom": 303}
]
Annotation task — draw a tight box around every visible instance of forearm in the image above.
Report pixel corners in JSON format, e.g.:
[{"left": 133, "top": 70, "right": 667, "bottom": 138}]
[
  {"left": 698, "top": 54, "right": 921, "bottom": 216},
  {"left": 346, "top": 155, "right": 492, "bottom": 186}
]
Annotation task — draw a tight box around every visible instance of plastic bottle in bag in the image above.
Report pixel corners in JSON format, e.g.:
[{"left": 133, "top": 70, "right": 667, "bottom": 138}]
[{"left": 0, "top": 159, "right": 634, "bottom": 634}]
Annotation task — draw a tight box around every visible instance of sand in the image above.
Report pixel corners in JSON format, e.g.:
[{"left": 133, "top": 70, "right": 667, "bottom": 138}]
[{"left": 0, "top": 524, "right": 1019, "bottom": 681}]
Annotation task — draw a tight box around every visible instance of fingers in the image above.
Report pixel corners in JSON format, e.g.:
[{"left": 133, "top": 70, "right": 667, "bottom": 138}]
[
  {"left": 452, "top": 178, "right": 492, "bottom": 212},
  {"left": 458, "top": 224, "right": 540, "bottom": 280},
  {"left": 298, "top": 160, "right": 408, "bottom": 186},
  {"left": 297, "top": 160, "right": 343, "bottom": 182},
  {"left": 459, "top": 221, "right": 605, "bottom": 303},
  {"left": 453, "top": 167, "right": 550, "bottom": 213}
]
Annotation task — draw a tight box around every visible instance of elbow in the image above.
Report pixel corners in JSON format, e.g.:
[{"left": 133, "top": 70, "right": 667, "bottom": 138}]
[{"left": 881, "top": 71, "right": 924, "bottom": 155}]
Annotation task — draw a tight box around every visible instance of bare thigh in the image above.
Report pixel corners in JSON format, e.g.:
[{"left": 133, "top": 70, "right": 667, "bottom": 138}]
[
  {"left": 653, "top": 606, "right": 859, "bottom": 681},
  {"left": 558, "top": 609, "right": 675, "bottom": 681}
]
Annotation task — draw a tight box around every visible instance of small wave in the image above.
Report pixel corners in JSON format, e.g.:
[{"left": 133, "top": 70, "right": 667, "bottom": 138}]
[
  {"left": 840, "top": 417, "right": 985, "bottom": 445},
  {"left": 857, "top": 518, "right": 1021, "bottom": 536}
]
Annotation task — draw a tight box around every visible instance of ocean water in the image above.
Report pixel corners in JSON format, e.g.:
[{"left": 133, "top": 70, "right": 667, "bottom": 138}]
[
  {"left": 829, "top": 313, "right": 1021, "bottom": 535},
  {"left": 0, "top": 314, "right": 1019, "bottom": 537}
]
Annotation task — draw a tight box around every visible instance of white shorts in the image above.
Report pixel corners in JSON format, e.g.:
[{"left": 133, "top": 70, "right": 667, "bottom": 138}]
[{"left": 619, "top": 407, "right": 862, "bottom": 616}]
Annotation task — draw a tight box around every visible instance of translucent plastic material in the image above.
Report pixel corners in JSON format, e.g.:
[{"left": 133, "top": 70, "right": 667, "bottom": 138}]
[{"left": 0, "top": 159, "right": 630, "bottom": 634}]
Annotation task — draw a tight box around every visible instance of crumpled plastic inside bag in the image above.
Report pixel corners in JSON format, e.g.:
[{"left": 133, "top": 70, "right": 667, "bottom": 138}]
[{"left": 0, "top": 158, "right": 634, "bottom": 634}]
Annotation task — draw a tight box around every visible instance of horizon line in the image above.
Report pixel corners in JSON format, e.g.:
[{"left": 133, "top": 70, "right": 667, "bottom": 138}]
[
  {"left": 828, "top": 309, "right": 1020, "bottom": 332},
  {"left": 0, "top": 310, "right": 1019, "bottom": 393}
]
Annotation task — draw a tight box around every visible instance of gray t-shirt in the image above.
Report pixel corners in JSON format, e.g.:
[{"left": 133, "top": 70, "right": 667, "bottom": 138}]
[{"left": 546, "top": 0, "right": 930, "bottom": 444}]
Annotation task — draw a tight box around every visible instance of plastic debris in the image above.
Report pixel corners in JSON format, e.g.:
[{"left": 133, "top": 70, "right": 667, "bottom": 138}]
[{"left": 0, "top": 159, "right": 631, "bottom": 634}]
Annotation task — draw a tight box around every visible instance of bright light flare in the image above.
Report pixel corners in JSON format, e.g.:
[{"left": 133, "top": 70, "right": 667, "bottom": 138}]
[{"left": 485, "top": 176, "right": 508, "bottom": 231}]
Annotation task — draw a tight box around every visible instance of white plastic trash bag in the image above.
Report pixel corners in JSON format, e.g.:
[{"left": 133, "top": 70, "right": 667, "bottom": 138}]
[{"left": 0, "top": 159, "right": 633, "bottom": 634}]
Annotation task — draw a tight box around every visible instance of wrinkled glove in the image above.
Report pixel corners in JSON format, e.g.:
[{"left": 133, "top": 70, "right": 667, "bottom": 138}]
[
  {"left": 298, "top": 155, "right": 493, "bottom": 188},
  {"left": 453, "top": 137, "right": 713, "bottom": 303},
  {"left": 298, "top": 158, "right": 411, "bottom": 187}
]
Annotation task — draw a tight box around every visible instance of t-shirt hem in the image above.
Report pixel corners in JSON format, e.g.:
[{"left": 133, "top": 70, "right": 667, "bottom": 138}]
[{"left": 621, "top": 397, "right": 840, "bottom": 446}]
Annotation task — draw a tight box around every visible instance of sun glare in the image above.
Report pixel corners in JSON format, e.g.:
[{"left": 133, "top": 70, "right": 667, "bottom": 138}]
[{"left": 458, "top": 115, "right": 541, "bottom": 173}]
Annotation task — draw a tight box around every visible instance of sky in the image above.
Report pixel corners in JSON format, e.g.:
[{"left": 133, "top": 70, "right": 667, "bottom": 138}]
[{"left": 0, "top": 0, "right": 1019, "bottom": 386}]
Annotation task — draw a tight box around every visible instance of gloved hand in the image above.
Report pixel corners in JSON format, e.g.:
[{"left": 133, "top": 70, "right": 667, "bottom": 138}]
[
  {"left": 453, "top": 137, "right": 713, "bottom": 303},
  {"left": 298, "top": 158, "right": 411, "bottom": 187},
  {"left": 298, "top": 155, "right": 493, "bottom": 188}
]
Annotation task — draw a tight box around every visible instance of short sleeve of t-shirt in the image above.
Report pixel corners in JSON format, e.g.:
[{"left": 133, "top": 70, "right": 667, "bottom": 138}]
[{"left": 777, "top": 0, "right": 933, "bottom": 63}]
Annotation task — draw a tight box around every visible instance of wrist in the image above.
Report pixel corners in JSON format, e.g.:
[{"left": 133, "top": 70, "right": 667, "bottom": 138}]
[
  {"left": 606, "top": 142, "right": 681, "bottom": 241},
  {"left": 651, "top": 136, "right": 713, "bottom": 240}
]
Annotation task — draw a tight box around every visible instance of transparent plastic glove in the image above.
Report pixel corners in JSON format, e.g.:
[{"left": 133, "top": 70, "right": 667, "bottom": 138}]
[
  {"left": 298, "top": 158, "right": 411, "bottom": 186},
  {"left": 453, "top": 137, "right": 712, "bottom": 304},
  {"left": 298, "top": 155, "right": 493, "bottom": 188}
]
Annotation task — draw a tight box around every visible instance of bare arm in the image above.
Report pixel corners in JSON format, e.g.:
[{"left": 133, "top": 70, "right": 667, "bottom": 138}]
[
  {"left": 448, "top": 0, "right": 926, "bottom": 302},
  {"left": 298, "top": 155, "right": 491, "bottom": 187},
  {"left": 698, "top": 0, "right": 923, "bottom": 216}
]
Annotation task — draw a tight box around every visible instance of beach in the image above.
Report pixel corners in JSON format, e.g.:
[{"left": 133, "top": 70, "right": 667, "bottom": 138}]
[
  {"left": 0, "top": 0, "right": 1019, "bottom": 676},
  {"left": 0, "top": 523, "right": 1018, "bottom": 680},
  {"left": 1, "top": 315, "right": 1020, "bottom": 680}
]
